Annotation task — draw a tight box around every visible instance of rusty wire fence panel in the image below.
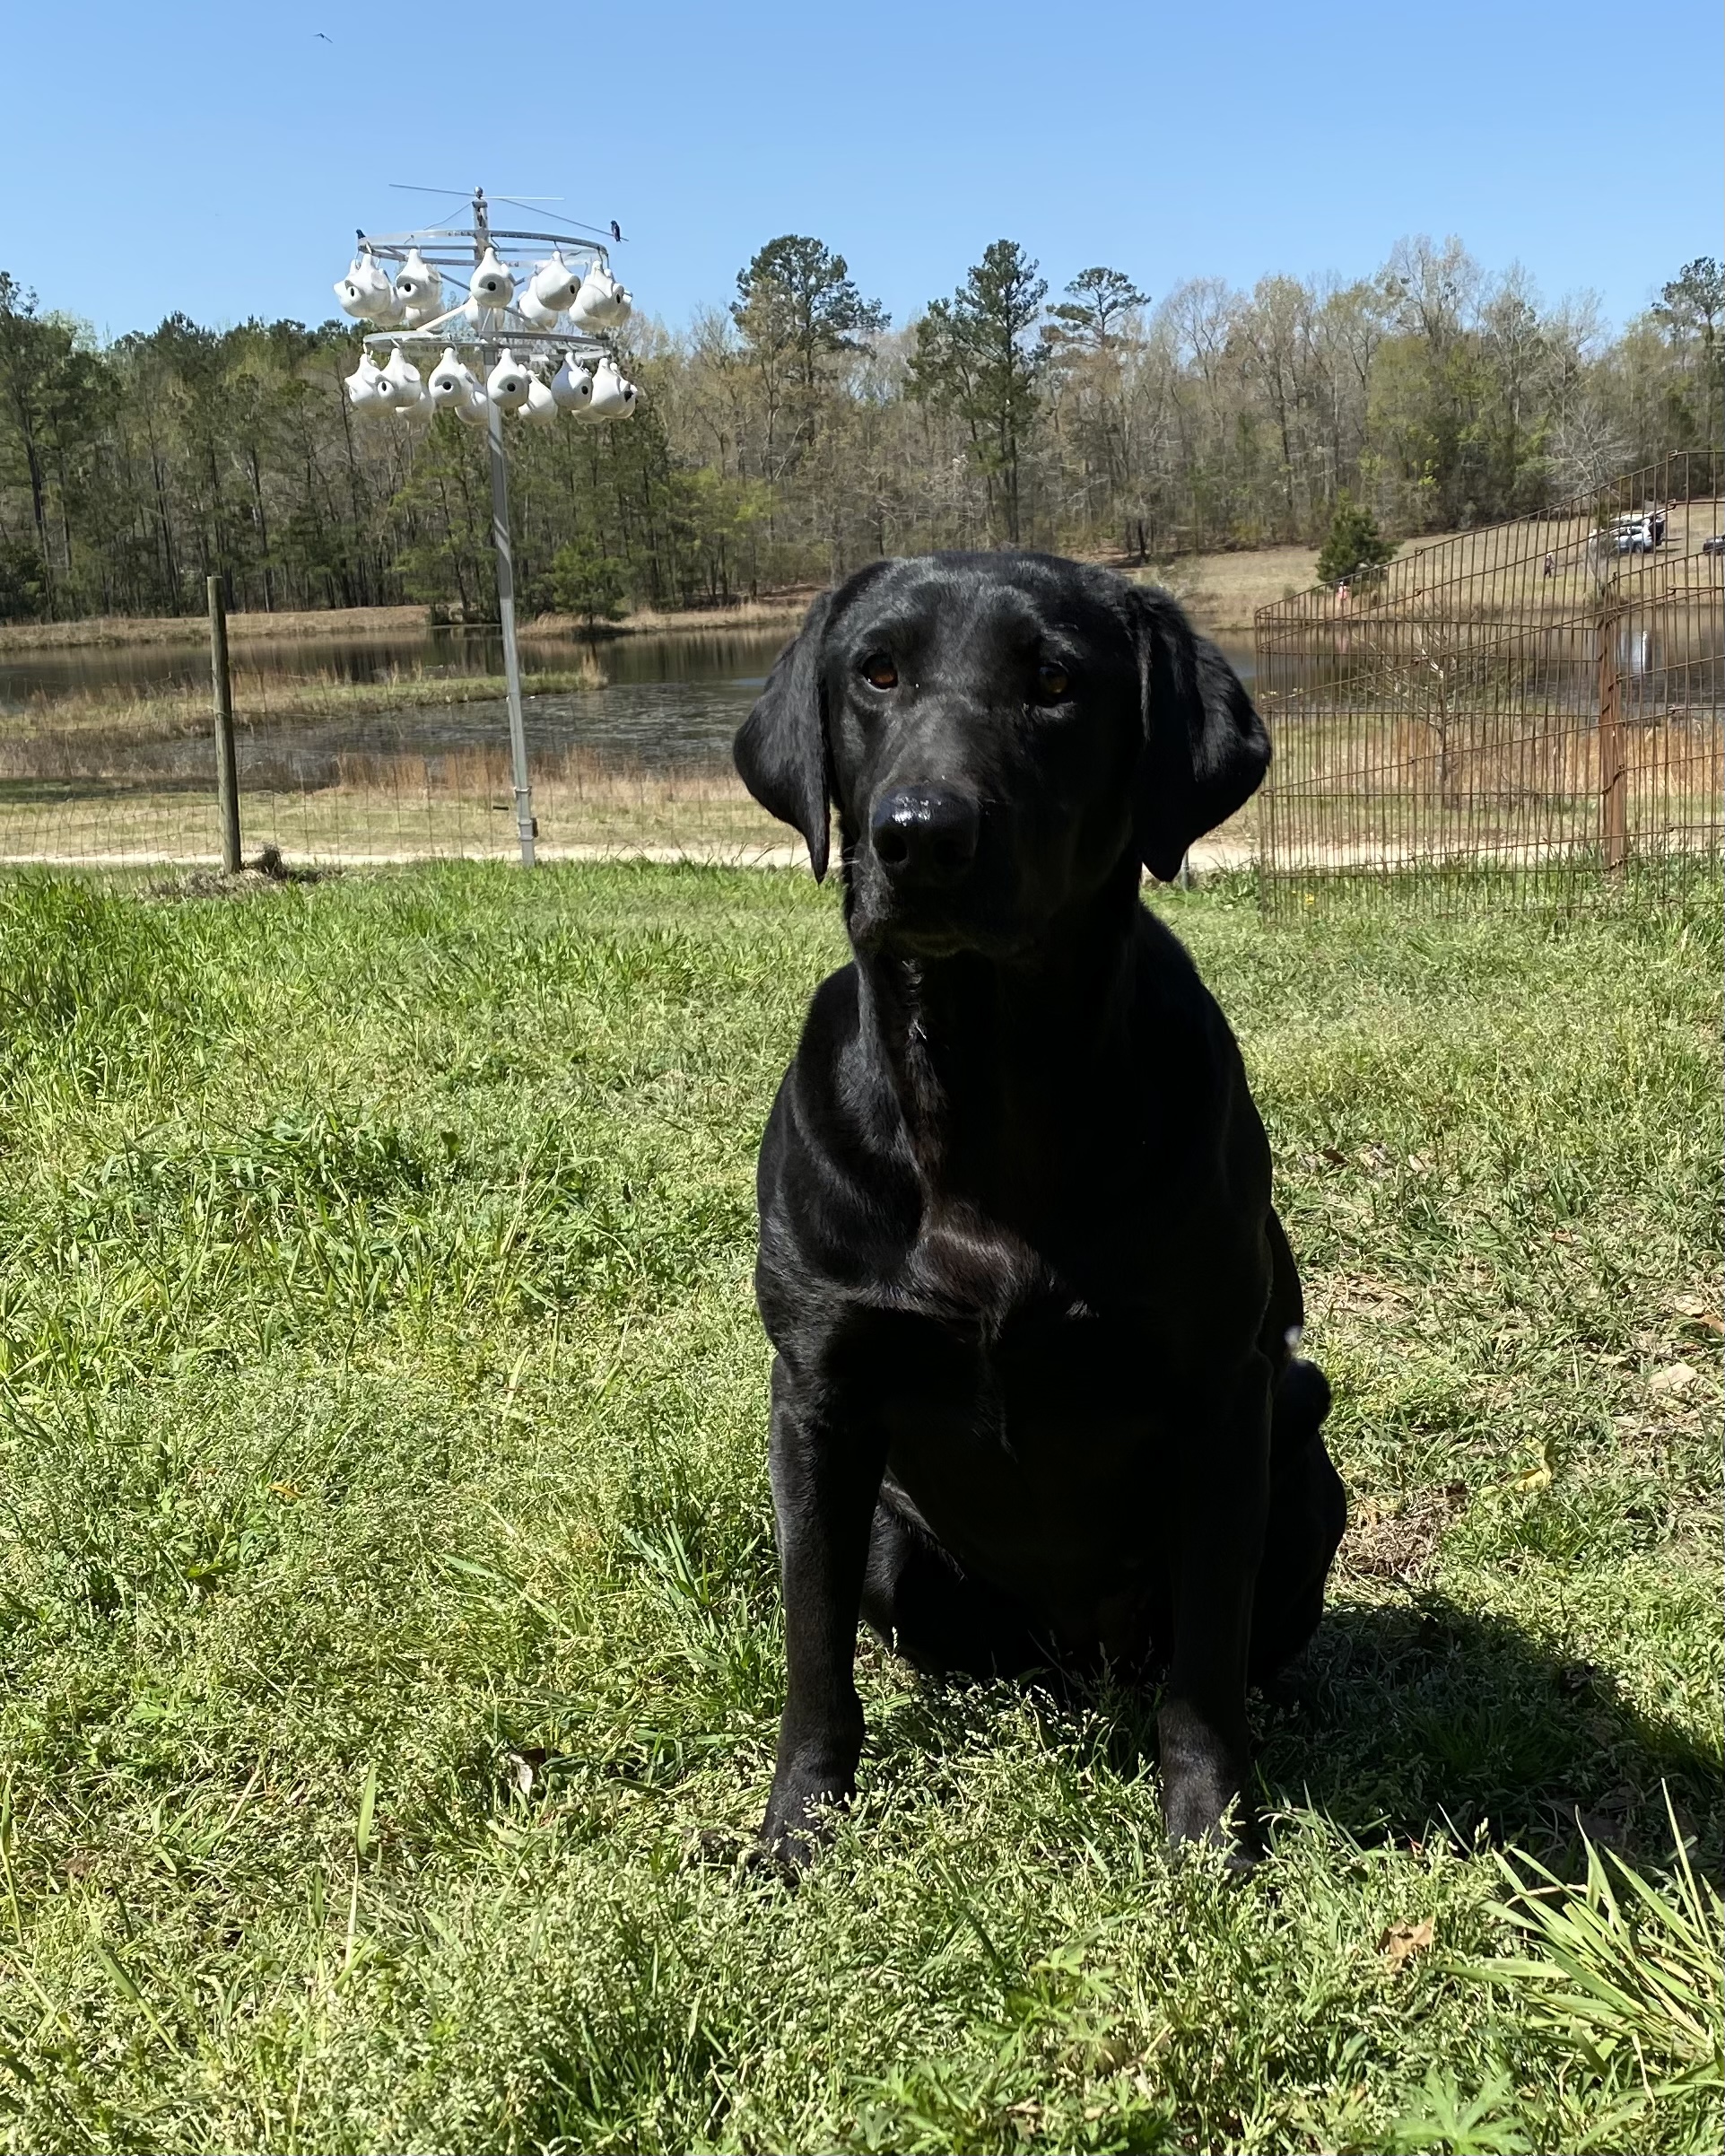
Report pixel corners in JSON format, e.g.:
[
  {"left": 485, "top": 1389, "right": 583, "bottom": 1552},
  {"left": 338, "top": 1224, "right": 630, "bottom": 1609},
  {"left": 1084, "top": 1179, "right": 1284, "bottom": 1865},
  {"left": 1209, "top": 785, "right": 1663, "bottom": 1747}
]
[{"left": 1255, "top": 452, "right": 1724, "bottom": 912}]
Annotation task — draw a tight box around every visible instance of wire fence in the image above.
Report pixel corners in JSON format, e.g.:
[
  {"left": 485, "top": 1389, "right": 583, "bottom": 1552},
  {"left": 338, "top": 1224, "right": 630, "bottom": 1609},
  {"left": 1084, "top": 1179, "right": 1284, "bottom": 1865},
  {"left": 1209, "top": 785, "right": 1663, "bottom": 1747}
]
[
  {"left": 0, "top": 633, "right": 805, "bottom": 875},
  {"left": 1254, "top": 452, "right": 1724, "bottom": 912},
  {"left": 6, "top": 464, "right": 1721, "bottom": 905}
]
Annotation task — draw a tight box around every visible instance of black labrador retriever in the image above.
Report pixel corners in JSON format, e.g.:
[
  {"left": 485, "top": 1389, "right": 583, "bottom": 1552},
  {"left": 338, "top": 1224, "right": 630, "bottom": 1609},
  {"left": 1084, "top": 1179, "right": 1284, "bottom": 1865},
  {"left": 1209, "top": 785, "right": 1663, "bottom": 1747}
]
[{"left": 732, "top": 550, "right": 1346, "bottom": 1866}]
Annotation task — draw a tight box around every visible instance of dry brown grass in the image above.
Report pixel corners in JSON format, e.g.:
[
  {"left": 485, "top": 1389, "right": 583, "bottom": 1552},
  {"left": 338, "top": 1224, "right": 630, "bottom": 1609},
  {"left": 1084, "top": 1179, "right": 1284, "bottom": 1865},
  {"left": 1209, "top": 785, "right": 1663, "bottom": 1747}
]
[
  {"left": 0, "top": 743, "right": 793, "bottom": 867},
  {"left": 0, "top": 605, "right": 432, "bottom": 652},
  {"left": 1265, "top": 709, "right": 1721, "bottom": 879},
  {"left": 1138, "top": 531, "right": 1538, "bottom": 628},
  {"left": 523, "top": 596, "right": 813, "bottom": 640},
  {"left": 1132, "top": 500, "right": 1725, "bottom": 630}
]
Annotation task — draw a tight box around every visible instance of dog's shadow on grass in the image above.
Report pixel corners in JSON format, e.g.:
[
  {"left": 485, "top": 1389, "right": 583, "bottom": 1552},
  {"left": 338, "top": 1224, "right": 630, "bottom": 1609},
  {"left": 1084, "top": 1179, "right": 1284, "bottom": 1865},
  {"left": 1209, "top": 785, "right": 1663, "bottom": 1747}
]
[
  {"left": 1253, "top": 1596, "right": 1720, "bottom": 1872},
  {"left": 863, "top": 1595, "right": 1720, "bottom": 1874}
]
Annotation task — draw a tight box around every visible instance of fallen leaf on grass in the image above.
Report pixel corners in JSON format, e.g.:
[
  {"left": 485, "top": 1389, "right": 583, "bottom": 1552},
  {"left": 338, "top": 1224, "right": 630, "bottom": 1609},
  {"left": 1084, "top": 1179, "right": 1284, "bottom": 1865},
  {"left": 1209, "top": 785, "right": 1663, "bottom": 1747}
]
[
  {"left": 1511, "top": 1461, "right": 1553, "bottom": 1494},
  {"left": 1648, "top": 1361, "right": 1700, "bottom": 1396},
  {"left": 1380, "top": 1918, "right": 1435, "bottom": 1968},
  {"left": 507, "top": 1746, "right": 547, "bottom": 1795}
]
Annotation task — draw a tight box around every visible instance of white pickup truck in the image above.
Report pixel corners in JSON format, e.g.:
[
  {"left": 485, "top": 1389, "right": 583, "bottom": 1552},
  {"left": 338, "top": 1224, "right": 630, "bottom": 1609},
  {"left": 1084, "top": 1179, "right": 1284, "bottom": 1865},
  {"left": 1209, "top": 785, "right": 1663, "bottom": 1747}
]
[{"left": 1611, "top": 509, "right": 1667, "bottom": 554}]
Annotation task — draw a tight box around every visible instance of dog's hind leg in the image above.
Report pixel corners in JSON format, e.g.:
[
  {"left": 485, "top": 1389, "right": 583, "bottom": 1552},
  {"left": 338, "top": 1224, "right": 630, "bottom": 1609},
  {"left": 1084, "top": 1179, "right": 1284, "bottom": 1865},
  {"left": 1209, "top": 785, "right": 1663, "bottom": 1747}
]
[
  {"left": 1248, "top": 1357, "right": 1346, "bottom": 1680},
  {"left": 860, "top": 1497, "right": 1050, "bottom": 1681}
]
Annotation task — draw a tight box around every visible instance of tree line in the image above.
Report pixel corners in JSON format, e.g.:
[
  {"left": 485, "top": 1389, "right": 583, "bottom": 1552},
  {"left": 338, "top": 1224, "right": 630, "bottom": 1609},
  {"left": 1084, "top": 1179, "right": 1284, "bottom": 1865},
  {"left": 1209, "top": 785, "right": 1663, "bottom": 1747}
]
[{"left": 1, "top": 239, "right": 1719, "bottom": 624}]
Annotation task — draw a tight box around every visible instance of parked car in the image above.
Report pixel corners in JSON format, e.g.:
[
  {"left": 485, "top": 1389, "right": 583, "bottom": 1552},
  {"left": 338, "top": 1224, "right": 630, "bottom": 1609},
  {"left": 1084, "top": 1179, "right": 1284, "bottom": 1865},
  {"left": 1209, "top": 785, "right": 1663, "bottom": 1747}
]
[{"left": 1702, "top": 532, "right": 1725, "bottom": 556}]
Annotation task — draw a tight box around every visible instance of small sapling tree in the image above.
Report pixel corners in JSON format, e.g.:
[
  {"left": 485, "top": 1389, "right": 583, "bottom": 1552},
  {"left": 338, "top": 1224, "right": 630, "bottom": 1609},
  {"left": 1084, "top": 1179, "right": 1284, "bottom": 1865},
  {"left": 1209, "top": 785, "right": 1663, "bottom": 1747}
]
[{"left": 1317, "top": 492, "right": 1396, "bottom": 587}]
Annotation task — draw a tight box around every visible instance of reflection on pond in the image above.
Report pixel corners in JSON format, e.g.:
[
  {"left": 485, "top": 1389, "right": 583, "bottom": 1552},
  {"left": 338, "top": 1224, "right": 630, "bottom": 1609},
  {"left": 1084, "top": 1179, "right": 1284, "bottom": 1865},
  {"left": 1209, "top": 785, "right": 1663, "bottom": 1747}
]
[{"left": 0, "top": 626, "right": 794, "bottom": 709}]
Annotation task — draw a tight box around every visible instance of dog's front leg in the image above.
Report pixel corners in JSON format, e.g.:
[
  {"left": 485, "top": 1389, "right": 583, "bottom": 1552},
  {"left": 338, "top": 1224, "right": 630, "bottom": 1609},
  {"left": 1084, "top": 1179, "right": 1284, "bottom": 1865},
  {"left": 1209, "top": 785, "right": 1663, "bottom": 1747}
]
[
  {"left": 761, "top": 1357, "right": 886, "bottom": 1864},
  {"left": 1159, "top": 1351, "right": 1272, "bottom": 1865}
]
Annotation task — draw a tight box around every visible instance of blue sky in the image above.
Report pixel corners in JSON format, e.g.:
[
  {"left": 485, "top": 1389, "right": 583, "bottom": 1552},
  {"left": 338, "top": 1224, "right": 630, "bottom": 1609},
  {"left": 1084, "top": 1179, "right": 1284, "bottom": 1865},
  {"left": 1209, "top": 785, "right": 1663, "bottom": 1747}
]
[{"left": 4, "top": 0, "right": 1720, "bottom": 344}]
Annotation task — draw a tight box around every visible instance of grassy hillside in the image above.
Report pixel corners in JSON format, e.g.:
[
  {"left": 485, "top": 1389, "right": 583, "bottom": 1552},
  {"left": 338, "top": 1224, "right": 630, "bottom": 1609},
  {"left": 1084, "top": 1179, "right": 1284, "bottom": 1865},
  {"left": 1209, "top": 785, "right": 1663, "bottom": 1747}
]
[{"left": 0, "top": 863, "right": 1718, "bottom": 2152}]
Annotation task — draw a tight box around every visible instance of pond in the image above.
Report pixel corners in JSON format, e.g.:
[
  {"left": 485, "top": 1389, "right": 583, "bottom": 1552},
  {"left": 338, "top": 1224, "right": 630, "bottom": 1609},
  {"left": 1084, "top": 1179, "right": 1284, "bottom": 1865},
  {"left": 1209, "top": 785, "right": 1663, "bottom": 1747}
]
[{"left": 1, "top": 624, "right": 1259, "bottom": 780}]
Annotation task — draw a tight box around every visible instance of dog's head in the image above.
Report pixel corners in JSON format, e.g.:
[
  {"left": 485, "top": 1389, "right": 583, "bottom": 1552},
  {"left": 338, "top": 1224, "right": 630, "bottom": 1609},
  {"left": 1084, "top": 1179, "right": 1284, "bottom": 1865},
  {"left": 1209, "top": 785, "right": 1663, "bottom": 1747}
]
[{"left": 733, "top": 552, "right": 1268, "bottom": 956}]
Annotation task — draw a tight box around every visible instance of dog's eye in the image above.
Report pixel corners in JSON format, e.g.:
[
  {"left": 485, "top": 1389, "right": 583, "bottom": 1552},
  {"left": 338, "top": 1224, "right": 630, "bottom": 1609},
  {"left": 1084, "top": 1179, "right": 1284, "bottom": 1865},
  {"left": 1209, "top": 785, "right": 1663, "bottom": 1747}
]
[
  {"left": 860, "top": 653, "right": 899, "bottom": 691},
  {"left": 1033, "top": 661, "right": 1071, "bottom": 703}
]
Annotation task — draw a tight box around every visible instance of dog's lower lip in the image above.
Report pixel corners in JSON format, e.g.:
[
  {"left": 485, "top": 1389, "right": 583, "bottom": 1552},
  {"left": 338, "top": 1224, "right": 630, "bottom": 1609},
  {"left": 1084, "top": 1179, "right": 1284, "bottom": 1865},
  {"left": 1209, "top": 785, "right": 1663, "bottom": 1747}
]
[
  {"left": 857, "top": 918, "right": 973, "bottom": 957},
  {"left": 857, "top": 910, "right": 1024, "bottom": 961}
]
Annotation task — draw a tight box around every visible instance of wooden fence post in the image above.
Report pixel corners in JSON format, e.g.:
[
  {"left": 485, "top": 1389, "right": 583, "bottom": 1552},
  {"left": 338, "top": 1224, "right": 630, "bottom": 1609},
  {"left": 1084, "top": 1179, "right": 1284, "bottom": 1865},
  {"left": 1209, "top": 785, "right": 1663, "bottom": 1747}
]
[
  {"left": 1596, "top": 591, "right": 1627, "bottom": 873},
  {"left": 207, "top": 574, "right": 241, "bottom": 874}
]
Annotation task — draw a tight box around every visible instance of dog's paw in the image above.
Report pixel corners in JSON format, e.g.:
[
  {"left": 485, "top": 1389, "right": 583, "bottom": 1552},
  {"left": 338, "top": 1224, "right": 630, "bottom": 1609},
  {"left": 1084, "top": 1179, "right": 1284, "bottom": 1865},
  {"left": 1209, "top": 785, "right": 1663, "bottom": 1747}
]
[
  {"left": 692, "top": 1827, "right": 798, "bottom": 1881},
  {"left": 759, "top": 1773, "right": 850, "bottom": 1870},
  {"left": 1162, "top": 1776, "right": 1264, "bottom": 1876}
]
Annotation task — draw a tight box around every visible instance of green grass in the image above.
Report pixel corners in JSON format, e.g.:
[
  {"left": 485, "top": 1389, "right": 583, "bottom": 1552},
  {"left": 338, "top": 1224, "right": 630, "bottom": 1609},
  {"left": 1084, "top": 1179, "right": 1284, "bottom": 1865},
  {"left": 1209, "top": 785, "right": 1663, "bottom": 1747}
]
[{"left": 0, "top": 861, "right": 1719, "bottom": 2153}]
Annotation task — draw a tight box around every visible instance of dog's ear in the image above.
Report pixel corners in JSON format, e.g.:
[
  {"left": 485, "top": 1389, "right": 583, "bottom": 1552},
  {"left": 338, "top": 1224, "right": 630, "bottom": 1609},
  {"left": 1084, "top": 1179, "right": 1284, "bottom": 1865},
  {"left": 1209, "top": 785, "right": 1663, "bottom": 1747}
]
[
  {"left": 733, "top": 592, "right": 835, "bottom": 880},
  {"left": 1127, "top": 585, "right": 1270, "bottom": 883}
]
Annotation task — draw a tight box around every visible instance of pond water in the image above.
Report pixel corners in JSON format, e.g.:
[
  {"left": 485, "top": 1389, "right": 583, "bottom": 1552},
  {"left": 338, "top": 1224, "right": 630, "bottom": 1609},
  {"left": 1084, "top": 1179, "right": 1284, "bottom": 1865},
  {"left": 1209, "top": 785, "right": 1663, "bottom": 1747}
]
[
  {"left": 0, "top": 626, "right": 824, "bottom": 706},
  {"left": 1, "top": 624, "right": 1259, "bottom": 777}
]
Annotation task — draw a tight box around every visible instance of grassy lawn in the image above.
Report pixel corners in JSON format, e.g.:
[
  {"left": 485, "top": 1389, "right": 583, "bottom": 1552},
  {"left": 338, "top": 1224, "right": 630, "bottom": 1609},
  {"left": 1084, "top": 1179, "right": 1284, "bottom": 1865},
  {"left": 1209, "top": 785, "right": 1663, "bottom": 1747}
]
[{"left": 0, "top": 861, "right": 1718, "bottom": 2152}]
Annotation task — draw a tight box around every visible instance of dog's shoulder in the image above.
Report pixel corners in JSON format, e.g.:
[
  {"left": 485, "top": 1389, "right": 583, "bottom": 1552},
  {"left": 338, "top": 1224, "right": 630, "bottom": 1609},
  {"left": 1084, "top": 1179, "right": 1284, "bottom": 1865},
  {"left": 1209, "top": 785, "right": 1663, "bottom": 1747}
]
[
  {"left": 1127, "top": 902, "right": 1267, "bottom": 1192},
  {"left": 1130, "top": 904, "right": 1242, "bottom": 1061}
]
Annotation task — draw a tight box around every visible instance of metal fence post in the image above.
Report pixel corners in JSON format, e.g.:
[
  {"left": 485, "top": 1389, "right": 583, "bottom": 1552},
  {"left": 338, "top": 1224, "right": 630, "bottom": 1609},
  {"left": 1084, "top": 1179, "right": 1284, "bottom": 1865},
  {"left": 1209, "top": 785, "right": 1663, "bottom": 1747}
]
[
  {"left": 207, "top": 574, "right": 241, "bottom": 873},
  {"left": 1596, "top": 589, "right": 1627, "bottom": 873}
]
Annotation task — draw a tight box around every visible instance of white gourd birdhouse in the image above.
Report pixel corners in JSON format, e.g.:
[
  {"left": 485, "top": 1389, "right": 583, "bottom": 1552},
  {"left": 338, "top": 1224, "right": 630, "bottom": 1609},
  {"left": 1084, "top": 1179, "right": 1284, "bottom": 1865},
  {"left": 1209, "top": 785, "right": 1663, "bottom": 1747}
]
[
  {"left": 614, "top": 376, "right": 639, "bottom": 419},
  {"left": 354, "top": 255, "right": 396, "bottom": 319},
  {"left": 518, "top": 289, "right": 562, "bottom": 330},
  {"left": 569, "top": 268, "right": 614, "bottom": 328},
  {"left": 469, "top": 248, "right": 515, "bottom": 308},
  {"left": 610, "top": 285, "right": 634, "bottom": 330},
  {"left": 395, "top": 250, "right": 443, "bottom": 325},
  {"left": 344, "top": 354, "right": 388, "bottom": 410},
  {"left": 530, "top": 253, "right": 580, "bottom": 311},
  {"left": 520, "top": 376, "right": 560, "bottom": 424},
  {"left": 427, "top": 347, "right": 476, "bottom": 407},
  {"left": 588, "top": 357, "right": 630, "bottom": 417},
  {"left": 382, "top": 347, "right": 423, "bottom": 407},
  {"left": 486, "top": 349, "right": 530, "bottom": 412},
  {"left": 456, "top": 387, "right": 492, "bottom": 426},
  {"left": 335, "top": 258, "right": 375, "bottom": 319},
  {"left": 463, "top": 296, "right": 488, "bottom": 327},
  {"left": 550, "top": 353, "right": 593, "bottom": 411}
]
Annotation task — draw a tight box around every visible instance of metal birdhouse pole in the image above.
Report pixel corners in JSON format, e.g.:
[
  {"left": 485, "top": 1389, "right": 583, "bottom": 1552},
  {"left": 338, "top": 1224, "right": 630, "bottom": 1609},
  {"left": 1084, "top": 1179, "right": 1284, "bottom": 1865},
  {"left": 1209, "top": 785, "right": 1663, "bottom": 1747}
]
[
  {"left": 335, "top": 186, "right": 639, "bottom": 868},
  {"left": 473, "top": 190, "right": 536, "bottom": 866}
]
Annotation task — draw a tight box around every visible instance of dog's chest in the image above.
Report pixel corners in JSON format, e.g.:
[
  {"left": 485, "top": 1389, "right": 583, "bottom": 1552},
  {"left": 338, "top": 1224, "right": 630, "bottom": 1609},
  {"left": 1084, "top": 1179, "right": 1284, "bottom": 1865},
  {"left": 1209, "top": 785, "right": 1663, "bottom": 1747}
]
[
  {"left": 880, "top": 1210, "right": 1158, "bottom": 1465},
  {"left": 870, "top": 1245, "right": 1169, "bottom": 1611}
]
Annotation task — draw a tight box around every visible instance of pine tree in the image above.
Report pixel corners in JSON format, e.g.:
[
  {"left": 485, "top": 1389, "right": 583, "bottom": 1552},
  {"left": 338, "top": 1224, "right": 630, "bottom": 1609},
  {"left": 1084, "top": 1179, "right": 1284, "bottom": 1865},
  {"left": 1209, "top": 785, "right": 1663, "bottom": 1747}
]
[{"left": 1316, "top": 491, "right": 1395, "bottom": 586}]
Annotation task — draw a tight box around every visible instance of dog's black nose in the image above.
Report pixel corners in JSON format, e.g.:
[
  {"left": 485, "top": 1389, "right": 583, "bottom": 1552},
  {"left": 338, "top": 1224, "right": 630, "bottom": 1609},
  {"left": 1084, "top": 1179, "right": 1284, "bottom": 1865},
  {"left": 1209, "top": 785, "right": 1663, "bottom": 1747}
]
[{"left": 870, "top": 785, "right": 980, "bottom": 886}]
